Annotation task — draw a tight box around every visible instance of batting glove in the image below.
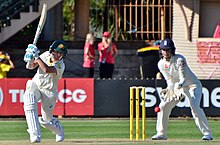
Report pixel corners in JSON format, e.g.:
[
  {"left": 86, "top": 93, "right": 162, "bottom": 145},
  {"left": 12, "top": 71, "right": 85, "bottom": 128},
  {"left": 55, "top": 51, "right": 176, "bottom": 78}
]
[
  {"left": 26, "top": 44, "right": 39, "bottom": 52},
  {"left": 26, "top": 44, "right": 40, "bottom": 59},
  {"left": 32, "top": 50, "right": 39, "bottom": 59},
  {"left": 23, "top": 51, "right": 34, "bottom": 62}
]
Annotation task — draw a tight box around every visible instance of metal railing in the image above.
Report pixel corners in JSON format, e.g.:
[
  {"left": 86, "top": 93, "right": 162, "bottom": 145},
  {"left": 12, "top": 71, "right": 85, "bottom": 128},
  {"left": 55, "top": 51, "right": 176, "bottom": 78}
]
[
  {"left": 0, "top": 0, "right": 38, "bottom": 31},
  {"left": 105, "top": 0, "right": 173, "bottom": 41}
]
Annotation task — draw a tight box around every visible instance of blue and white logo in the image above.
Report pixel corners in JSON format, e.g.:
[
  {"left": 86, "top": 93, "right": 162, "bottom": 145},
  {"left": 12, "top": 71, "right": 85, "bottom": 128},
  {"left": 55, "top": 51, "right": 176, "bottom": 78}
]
[
  {"left": 0, "top": 87, "right": 3, "bottom": 107},
  {"left": 164, "top": 40, "right": 168, "bottom": 46}
]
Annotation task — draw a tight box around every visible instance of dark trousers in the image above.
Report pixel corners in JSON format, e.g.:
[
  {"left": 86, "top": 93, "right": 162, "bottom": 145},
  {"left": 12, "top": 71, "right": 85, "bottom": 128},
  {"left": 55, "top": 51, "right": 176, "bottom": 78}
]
[
  {"left": 99, "top": 62, "right": 114, "bottom": 79},
  {"left": 83, "top": 67, "right": 94, "bottom": 78}
]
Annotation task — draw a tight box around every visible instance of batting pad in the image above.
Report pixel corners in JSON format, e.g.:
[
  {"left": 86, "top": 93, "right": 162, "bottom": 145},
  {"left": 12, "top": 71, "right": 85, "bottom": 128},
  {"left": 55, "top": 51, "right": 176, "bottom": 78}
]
[
  {"left": 23, "top": 93, "right": 41, "bottom": 137},
  {"left": 39, "top": 117, "right": 64, "bottom": 135}
]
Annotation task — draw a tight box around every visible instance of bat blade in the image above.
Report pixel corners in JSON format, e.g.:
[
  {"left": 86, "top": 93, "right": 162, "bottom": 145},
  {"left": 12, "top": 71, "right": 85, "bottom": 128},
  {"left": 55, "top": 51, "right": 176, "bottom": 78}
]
[{"left": 33, "top": 3, "right": 47, "bottom": 46}]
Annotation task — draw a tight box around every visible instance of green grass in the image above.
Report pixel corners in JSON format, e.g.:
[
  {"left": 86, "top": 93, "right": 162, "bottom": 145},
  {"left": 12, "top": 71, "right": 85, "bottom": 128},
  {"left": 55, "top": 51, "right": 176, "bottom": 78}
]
[{"left": 0, "top": 118, "right": 219, "bottom": 145}]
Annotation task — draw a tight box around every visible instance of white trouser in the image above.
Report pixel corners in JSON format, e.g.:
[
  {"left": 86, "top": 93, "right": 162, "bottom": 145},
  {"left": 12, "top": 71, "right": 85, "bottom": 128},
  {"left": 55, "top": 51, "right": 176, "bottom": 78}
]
[
  {"left": 23, "top": 80, "right": 57, "bottom": 138},
  {"left": 156, "top": 84, "right": 212, "bottom": 137}
]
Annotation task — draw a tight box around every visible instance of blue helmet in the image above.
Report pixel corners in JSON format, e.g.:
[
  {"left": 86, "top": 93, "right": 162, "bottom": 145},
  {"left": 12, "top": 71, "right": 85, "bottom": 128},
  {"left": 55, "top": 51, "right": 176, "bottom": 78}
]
[{"left": 159, "top": 38, "right": 176, "bottom": 52}]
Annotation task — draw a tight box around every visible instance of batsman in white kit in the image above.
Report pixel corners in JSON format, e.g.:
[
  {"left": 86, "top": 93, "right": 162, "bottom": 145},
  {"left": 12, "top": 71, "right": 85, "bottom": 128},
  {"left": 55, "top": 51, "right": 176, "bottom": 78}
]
[
  {"left": 23, "top": 40, "right": 68, "bottom": 143},
  {"left": 151, "top": 38, "right": 213, "bottom": 140}
]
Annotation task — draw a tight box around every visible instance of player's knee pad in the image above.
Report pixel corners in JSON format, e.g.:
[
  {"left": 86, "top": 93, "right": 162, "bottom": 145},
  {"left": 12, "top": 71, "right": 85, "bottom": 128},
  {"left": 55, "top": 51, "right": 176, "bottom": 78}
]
[
  {"left": 39, "top": 117, "right": 64, "bottom": 134},
  {"left": 23, "top": 92, "right": 37, "bottom": 111}
]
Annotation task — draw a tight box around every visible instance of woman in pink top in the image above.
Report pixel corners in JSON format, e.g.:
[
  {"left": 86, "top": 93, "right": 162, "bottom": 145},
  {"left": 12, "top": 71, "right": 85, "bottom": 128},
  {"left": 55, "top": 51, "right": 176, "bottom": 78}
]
[
  {"left": 98, "top": 31, "right": 118, "bottom": 79},
  {"left": 83, "top": 33, "right": 96, "bottom": 78}
]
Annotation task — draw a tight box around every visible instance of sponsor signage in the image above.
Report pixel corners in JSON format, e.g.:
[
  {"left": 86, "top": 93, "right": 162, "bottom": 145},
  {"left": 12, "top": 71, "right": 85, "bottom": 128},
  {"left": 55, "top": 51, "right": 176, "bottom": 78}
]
[
  {"left": 0, "top": 78, "right": 94, "bottom": 116},
  {"left": 94, "top": 80, "right": 220, "bottom": 117},
  {"left": 55, "top": 78, "right": 94, "bottom": 116},
  {"left": 144, "top": 86, "right": 220, "bottom": 108},
  {"left": 0, "top": 79, "right": 220, "bottom": 117}
]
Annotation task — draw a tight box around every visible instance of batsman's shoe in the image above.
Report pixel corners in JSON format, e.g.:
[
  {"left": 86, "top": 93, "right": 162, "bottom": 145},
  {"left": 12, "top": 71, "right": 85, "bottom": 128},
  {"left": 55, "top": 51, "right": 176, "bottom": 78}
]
[
  {"left": 56, "top": 131, "right": 64, "bottom": 142},
  {"left": 56, "top": 125, "right": 64, "bottom": 142},
  {"left": 30, "top": 136, "right": 41, "bottom": 143},
  {"left": 151, "top": 134, "right": 168, "bottom": 140},
  {"left": 27, "top": 129, "right": 41, "bottom": 143},
  {"left": 202, "top": 135, "right": 213, "bottom": 140}
]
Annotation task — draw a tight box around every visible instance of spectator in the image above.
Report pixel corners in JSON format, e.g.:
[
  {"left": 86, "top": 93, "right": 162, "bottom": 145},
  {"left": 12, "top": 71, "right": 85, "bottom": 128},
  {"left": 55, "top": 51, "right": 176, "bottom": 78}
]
[
  {"left": 0, "top": 51, "right": 15, "bottom": 79},
  {"left": 82, "top": 32, "right": 96, "bottom": 78},
  {"left": 98, "top": 31, "right": 118, "bottom": 79}
]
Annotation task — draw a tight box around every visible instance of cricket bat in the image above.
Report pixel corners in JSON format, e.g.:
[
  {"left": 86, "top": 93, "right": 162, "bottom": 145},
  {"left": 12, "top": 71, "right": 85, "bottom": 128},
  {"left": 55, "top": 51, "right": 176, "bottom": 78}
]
[{"left": 33, "top": 3, "right": 47, "bottom": 46}]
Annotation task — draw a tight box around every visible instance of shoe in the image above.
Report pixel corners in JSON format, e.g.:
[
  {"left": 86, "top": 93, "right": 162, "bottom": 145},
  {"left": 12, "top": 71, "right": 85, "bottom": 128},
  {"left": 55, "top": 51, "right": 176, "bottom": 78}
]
[
  {"left": 55, "top": 123, "right": 64, "bottom": 142},
  {"left": 56, "top": 132, "right": 64, "bottom": 142},
  {"left": 202, "top": 135, "right": 213, "bottom": 140},
  {"left": 27, "top": 129, "right": 41, "bottom": 143},
  {"left": 151, "top": 134, "right": 168, "bottom": 140},
  {"left": 30, "top": 136, "right": 41, "bottom": 143}
]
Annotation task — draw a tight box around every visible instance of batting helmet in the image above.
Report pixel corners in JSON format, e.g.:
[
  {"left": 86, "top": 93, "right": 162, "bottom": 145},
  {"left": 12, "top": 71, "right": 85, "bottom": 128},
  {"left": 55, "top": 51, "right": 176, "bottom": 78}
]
[
  {"left": 50, "top": 40, "right": 68, "bottom": 58},
  {"left": 159, "top": 38, "right": 176, "bottom": 52}
]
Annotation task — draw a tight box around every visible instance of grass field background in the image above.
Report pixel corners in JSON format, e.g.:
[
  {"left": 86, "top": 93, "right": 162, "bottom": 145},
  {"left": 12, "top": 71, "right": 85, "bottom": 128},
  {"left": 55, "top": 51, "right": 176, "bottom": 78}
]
[{"left": 0, "top": 118, "right": 219, "bottom": 145}]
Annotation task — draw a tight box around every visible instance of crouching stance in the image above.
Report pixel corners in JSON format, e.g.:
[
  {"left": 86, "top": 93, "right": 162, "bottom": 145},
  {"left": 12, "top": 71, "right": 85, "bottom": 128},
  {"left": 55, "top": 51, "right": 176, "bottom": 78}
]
[
  {"left": 23, "top": 40, "right": 68, "bottom": 143},
  {"left": 152, "top": 38, "right": 213, "bottom": 141}
]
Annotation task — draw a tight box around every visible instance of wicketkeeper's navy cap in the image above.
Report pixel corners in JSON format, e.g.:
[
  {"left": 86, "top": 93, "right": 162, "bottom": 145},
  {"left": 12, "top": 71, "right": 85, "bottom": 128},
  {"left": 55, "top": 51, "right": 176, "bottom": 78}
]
[{"left": 159, "top": 38, "right": 176, "bottom": 51}]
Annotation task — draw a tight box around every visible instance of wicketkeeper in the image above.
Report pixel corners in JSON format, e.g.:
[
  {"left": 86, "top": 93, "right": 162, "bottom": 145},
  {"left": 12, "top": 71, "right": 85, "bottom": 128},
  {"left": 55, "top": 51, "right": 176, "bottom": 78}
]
[
  {"left": 23, "top": 40, "right": 67, "bottom": 143},
  {"left": 151, "top": 38, "right": 213, "bottom": 140}
]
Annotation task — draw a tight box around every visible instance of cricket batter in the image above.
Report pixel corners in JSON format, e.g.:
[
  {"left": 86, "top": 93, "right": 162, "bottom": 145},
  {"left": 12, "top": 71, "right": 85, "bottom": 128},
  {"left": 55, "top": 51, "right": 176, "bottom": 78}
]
[
  {"left": 151, "top": 38, "right": 213, "bottom": 140},
  {"left": 23, "top": 40, "right": 68, "bottom": 143}
]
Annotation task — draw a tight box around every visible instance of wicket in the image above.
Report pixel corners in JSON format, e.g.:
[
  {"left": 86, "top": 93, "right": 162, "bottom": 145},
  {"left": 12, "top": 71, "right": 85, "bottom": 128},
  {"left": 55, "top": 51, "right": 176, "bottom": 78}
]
[{"left": 130, "top": 86, "right": 146, "bottom": 141}]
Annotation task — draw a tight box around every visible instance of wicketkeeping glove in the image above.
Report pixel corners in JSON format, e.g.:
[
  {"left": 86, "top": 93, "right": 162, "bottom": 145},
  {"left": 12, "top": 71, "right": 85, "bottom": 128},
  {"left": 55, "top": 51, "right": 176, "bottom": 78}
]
[
  {"left": 160, "top": 88, "right": 185, "bottom": 102},
  {"left": 175, "top": 82, "right": 183, "bottom": 90},
  {"left": 160, "top": 89, "right": 168, "bottom": 96},
  {"left": 160, "top": 89, "right": 175, "bottom": 102},
  {"left": 173, "top": 87, "right": 185, "bottom": 101}
]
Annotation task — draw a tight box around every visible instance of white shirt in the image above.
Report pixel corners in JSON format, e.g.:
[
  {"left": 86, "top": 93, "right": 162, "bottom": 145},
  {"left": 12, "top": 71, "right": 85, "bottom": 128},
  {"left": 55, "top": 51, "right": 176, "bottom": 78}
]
[
  {"left": 158, "top": 54, "right": 201, "bottom": 90},
  {"left": 32, "top": 51, "right": 65, "bottom": 92}
]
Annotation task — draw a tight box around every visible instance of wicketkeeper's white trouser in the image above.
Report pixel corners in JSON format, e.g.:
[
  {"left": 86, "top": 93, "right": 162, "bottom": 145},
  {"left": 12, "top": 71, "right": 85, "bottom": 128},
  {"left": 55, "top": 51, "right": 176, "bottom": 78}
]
[{"left": 155, "top": 83, "right": 213, "bottom": 137}]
